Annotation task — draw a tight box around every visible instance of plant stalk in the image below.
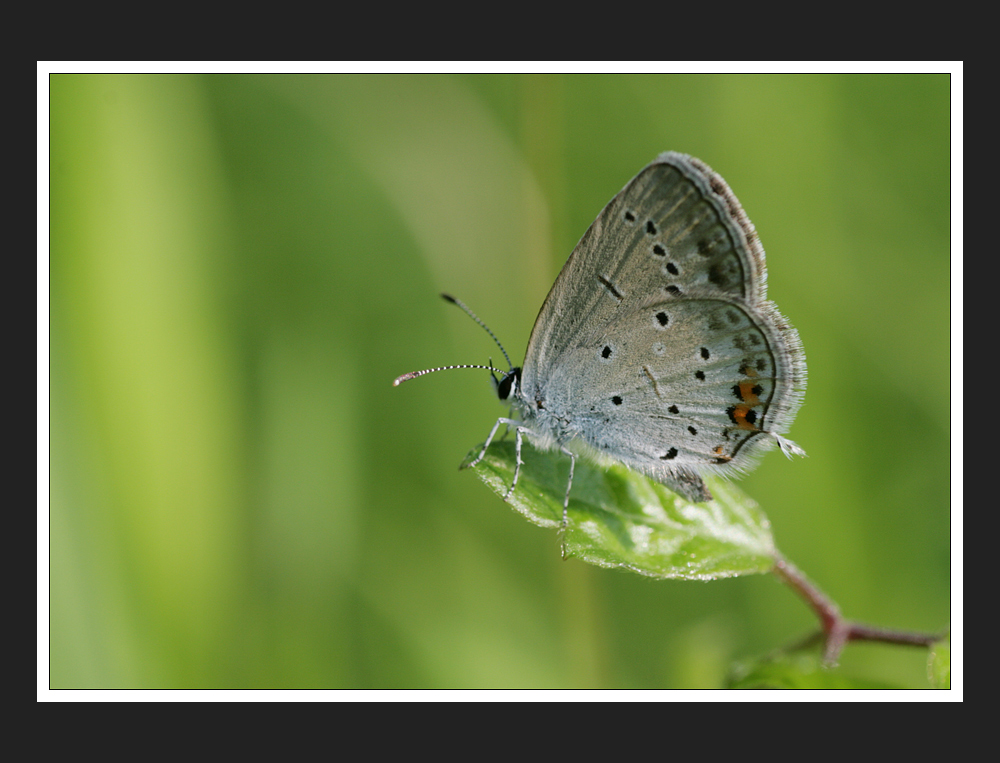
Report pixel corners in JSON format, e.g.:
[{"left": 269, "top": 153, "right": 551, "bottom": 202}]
[{"left": 772, "top": 555, "right": 942, "bottom": 665}]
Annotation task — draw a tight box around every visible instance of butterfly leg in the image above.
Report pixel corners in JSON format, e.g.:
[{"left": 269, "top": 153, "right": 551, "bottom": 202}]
[
  {"left": 503, "top": 425, "right": 526, "bottom": 501},
  {"left": 556, "top": 446, "right": 576, "bottom": 560},
  {"left": 465, "top": 416, "right": 537, "bottom": 503},
  {"left": 559, "top": 446, "right": 575, "bottom": 528},
  {"left": 498, "top": 411, "right": 515, "bottom": 442},
  {"left": 466, "top": 417, "right": 524, "bottom": 471}
]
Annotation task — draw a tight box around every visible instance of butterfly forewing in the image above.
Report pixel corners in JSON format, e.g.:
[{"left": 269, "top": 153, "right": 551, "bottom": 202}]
[{"left": 522, "top": 153, "right": 765, "bottom": 397}]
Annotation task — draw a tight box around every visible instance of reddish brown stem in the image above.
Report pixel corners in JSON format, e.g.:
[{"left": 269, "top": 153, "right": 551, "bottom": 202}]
[{"left": 772, "top": 555, "right": 942, "bottom": 665}]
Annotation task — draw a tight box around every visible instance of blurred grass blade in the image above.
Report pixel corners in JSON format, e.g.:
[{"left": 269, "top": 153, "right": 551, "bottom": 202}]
[{"left": 467, "top": 440, "right": 777, "bottom": 580}]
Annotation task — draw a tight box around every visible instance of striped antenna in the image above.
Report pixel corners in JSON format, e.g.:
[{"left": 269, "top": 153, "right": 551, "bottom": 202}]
[
  {"left": 393, "top": 363, "right": 509, "bottom": 387},
  {"left": 440, "top": 293, "right": 513, "bottom": 371},
  {"left": 393, "top": 295, "right": 516, "bottom": 387}
]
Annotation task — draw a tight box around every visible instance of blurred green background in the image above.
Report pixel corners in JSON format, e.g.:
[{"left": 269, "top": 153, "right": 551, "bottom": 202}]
[{"left": 49, "top": 73, "right": 950, "bottom": 689}]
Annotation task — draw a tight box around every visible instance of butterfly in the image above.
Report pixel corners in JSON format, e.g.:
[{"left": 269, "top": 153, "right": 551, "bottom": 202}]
[{"left": 396, "top": 152, "right": 806, "bottom": 526}]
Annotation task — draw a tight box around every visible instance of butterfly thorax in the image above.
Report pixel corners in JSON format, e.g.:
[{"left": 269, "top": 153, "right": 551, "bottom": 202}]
[{"left": 509, "top": 369, "right": 587, "bottom": 452}]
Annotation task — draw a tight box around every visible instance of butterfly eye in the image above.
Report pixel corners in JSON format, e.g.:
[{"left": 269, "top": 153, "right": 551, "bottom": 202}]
[{"left": 496, "top": 368, "right": 520, "bottom": 401}]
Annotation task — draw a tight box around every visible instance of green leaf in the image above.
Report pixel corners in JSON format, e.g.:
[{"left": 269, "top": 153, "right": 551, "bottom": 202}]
[
  {"left": 466, "top": 439, "right": 776, "bottom": 580},
  {"left": 727, "top": 652, "right": 902, "bottom": 689},
  {"left": 928, "top": 632, "right": 950, "bottom": 689}
]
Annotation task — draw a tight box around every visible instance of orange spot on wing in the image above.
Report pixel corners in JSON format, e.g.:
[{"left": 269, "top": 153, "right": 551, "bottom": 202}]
[
  {"left": 731, "top": 404, "right": 760, "bottom": 431},
  {"left": 713, "top": 445, "right": 732, "bottom": 462},
  {"left": 738, "top": 382, "right": 761, "bottom": 405}
]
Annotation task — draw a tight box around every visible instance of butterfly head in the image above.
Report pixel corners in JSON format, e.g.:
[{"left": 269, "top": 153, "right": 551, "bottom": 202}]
[{"left": 491, "top": 366, "right": 522, "bottom": 403}]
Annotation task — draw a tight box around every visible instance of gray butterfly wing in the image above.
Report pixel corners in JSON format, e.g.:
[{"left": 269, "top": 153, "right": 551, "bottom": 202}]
[
  {"left": 519, "top": 153, "right": 805, "bottom": 502},
  {"left": 527, "top": 295, "right": 803, "bottom": 498},
  {"left": 522, "top": 152, "right": 767, "bottom": 384}
]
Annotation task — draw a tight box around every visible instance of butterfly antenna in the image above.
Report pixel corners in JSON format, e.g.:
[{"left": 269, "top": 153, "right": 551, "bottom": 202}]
[
  {"left": 393, "top": 363, "right": 509, "bottom": 387},
  {"left": 441, "top": 293, "right": 513, "bottom": 371}
]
